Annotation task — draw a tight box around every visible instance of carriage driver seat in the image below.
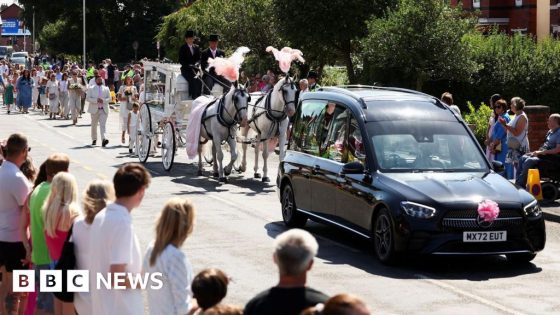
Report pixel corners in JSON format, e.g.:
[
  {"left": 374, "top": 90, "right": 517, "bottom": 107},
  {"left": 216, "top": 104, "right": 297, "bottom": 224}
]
[
  {"left": 175, "top": 74, "right": 194, "bottom": 125},
  {"left": 175, "top": 74, "right": 190, "bottom": 101}
]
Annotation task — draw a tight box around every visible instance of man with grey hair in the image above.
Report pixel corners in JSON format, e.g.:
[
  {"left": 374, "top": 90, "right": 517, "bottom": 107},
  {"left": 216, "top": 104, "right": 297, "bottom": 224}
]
[
  {"left": 244, "top": 229, "right": 328, "bottom": 315},
  {"left": 515, "top": 113, "right": 560, "bottom": 187}
]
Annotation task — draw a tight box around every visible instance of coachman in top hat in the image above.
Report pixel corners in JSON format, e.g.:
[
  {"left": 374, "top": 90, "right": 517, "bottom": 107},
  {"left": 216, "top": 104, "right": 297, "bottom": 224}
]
[
  {"left": 178, "top": 30, "right": 202, "bottom": 98},
  {"left": 201, "top": 34, "right": 229, "bottom": 95}
]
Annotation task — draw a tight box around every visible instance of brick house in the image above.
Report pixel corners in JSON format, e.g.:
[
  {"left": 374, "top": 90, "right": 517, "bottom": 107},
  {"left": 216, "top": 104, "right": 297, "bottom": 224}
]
[
  {"left": 1, "top": 3, "right": 32, "bottom": 52},
  {"left": 451, "top": 0, "right": 560, "bottom": 36}
]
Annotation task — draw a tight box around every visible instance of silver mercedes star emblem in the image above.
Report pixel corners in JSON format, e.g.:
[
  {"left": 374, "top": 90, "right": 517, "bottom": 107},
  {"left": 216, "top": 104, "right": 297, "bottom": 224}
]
[{"left": 476, "top": 215, "right": 494, "bottom": 228}]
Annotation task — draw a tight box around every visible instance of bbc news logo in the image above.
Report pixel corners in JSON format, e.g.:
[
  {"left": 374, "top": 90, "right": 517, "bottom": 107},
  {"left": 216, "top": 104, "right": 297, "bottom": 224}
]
[{"left": 13, "top": 270, "right": 163, "bottom": 292}]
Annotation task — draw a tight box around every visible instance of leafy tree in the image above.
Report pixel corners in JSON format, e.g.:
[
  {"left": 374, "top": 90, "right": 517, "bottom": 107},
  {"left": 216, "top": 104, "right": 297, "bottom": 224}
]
[
  {"left": 272, "top": 0, "right": 394, "bottom": 83},
  {"left": 157, "top": 0, "right": 282, "bottom": 75},
  {"left": 19, "top": 0, "right": 178, "bottom": 62},
  {"left": 361, "top": 0, "right": 478, "bottom": 90}
]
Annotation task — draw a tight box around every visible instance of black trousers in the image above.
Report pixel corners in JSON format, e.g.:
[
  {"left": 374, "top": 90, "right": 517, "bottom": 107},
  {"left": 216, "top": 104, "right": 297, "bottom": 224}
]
[{"left": 182, "top": 68, "right": 201, "bottom": 99}]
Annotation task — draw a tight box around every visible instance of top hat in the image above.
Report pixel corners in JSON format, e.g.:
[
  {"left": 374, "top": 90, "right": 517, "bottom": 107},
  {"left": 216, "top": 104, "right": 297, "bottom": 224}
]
[
  {"left": 185, "top": 30, "right": 195, "bottom": 38},
  {"left": 209, "top": 34, "right": 219, "bottom": 42},
  {"left": 307, "top": 70, "right": 318, "bottom": 79}
]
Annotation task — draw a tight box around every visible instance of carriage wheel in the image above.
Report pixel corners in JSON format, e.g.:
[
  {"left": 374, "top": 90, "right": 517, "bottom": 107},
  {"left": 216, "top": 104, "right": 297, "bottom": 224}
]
[
  {"left": 161, "top": 121, "right": 176, "bottom": 171},
  {"left": 137, "top": 104, "right": 152, "bottom": 164}
]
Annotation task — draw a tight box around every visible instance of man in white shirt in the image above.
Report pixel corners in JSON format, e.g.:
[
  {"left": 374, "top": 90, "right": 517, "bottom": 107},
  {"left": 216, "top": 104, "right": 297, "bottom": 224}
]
[
  {"left": 0, "top": 133, "right": 31, "bottom": 314},
  {"left": 0, "top": 60, "right": 9, "bottom": 76},
  {"left": 89, "top": 163, "right": 151, "bottom": 315},
  {"left": 87, "top": 75, "right": 111, "bottom": 147}
]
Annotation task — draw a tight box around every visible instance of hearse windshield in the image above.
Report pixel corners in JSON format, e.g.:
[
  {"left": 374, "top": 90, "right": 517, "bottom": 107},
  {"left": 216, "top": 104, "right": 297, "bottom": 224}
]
[{"left": 368, "top": 120, "right": 488, "bottom": 172}]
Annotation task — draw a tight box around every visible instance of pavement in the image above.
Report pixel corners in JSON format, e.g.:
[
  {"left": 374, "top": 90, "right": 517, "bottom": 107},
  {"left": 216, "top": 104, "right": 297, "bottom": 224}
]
[{"left": 2, "top": 104, "right": 560, "bottom": 314}]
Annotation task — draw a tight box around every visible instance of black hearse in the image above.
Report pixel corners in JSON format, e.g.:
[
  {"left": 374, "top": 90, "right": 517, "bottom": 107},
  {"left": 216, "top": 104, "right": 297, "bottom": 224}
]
[{"left": 277, "top": 86, "right": 545, "bottom": 264}]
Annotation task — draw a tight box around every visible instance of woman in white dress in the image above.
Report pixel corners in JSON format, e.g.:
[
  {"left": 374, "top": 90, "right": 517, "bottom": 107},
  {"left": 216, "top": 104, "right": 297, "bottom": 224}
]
[
  {"left": 46, "top": 73, "right": 59, "bottom": 119},
  {"left": 31, "top": 68, "right": 40, "bottom": 110},
  {"left": 59, "top": 73, "right": 70, "bottom": 119},
  {"left": 68, "top": 70, "right": 86, "bottom": 125},
  {"left": 117, "top": 76, "right": 138, "bottom": 144}
]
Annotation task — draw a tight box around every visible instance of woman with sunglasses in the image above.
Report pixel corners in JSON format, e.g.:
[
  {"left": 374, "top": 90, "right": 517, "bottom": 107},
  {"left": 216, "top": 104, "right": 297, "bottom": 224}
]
[
  {"left": 484, "top": 94, "right": 502, "bottom": 162},
  {"left": 489, "top": 99, "right": 510, "bottom": 176}
]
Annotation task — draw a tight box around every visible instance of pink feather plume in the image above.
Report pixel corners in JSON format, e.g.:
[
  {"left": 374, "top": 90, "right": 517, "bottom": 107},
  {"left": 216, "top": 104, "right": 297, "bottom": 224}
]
[
  {"left": 266, "top": 46, "right": 305, "bottom": 73},
  {"left": 207, "top": 47, "right": 250, "bottom": 82}
]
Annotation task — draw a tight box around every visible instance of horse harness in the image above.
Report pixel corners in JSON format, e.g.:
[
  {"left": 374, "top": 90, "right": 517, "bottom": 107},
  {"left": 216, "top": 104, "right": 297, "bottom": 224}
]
[
  {"left": 248, "top": 82, "right": 295, "bottom": 141},
  {"left": 201, "top": 90, "right": 247, "bottom": 142}
]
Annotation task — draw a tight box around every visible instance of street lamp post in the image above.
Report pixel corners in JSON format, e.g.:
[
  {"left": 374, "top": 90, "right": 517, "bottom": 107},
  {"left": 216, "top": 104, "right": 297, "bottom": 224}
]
[
  {"left": 32, "top": 6, "right": 35, "bottom": 54},
  {"left": 83, "top": 0, "right": 86, "bottom": 68}
]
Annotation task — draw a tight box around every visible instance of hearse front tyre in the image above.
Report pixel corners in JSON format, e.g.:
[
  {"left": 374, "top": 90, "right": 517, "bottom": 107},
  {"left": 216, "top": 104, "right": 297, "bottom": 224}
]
[
  {"left": 373, "top": 208, "right": 398, "bottom": 265},
  {"left": 281, "top": 184, "right": 307, "bottom": 228}
]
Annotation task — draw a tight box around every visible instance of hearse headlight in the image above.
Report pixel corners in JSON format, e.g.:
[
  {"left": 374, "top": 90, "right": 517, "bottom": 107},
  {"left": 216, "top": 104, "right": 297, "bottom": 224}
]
[
  {"left": 523, "top": 200, "right": 542, "bottom": 217},
  {"left": 400, "top": 201, "right": 436, "bottom": 219}
]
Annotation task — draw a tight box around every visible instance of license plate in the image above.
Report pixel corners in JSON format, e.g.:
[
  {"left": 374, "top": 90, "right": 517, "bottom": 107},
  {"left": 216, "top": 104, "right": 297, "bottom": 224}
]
[{"left": 463, "top": 231, "right": 507, "bottom": 242}]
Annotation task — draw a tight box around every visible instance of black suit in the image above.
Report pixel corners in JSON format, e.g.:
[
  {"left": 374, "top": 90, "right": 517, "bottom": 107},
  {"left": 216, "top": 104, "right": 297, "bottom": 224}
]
[
  {"left": 179, "top": 43, "right": 202, "bottom": 98},
  {"left": 201, "top": 48, "right": 229, "bottom": 94}
]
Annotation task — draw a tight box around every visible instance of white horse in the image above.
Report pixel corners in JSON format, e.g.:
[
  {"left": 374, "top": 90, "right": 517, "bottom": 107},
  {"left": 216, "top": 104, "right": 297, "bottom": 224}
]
[
  {"left": 198, "top": 82, "right": 250, "bottom": 183},
  {"left": 239, "top": 76, "right": 297, "bottom": 182}
]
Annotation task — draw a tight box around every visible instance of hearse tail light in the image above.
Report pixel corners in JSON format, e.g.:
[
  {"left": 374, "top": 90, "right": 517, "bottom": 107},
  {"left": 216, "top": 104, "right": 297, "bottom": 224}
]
[
  {"left": 523, "top": 200, "right": 542, "bottom": 217},
  {"left": 400, "top": 201, "right": 436, "bottom": 219}
]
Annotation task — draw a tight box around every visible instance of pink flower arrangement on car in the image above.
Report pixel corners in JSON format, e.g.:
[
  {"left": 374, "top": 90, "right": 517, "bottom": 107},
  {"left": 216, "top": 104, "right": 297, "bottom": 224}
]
[{"left": 477, "top": 200, "right": 500, "bottom": 222}]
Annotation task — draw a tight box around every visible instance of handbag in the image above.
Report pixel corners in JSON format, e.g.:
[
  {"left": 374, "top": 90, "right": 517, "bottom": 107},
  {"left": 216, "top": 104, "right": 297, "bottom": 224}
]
[
  {"left": 507, "top": 134, "right": 525, "bottom": 150},
  {"left": 53, "top": 225, "right": 76, "bottom": 302},
  {"left": 48, "top": 93, "right": 56, "bottom": 100}
]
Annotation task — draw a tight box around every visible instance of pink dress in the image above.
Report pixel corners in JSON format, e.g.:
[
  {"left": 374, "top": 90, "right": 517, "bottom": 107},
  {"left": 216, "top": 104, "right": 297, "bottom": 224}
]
[
  {"left": 45, "top": 229, "right": 69, "bottom": 262},
  {"left": 186, "top": 96, "right": 214, "bottom": 159}
]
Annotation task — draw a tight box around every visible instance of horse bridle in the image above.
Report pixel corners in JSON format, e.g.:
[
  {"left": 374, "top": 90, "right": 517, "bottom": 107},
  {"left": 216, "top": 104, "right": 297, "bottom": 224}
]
[
  {"left": 218, "top": 86, "right": 249, "bottom": 127},
  {"left": 280, "top": 77, "right": 297, "bottom": 108},
  {"left": 261, "top": 77, "right": 297, "bottom": 121}
]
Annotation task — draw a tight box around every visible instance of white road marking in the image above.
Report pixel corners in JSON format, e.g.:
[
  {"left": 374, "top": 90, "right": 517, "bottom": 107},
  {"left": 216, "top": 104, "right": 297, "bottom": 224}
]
[{"left": 415, "top": 273, "right": 526, "bottom": 315}]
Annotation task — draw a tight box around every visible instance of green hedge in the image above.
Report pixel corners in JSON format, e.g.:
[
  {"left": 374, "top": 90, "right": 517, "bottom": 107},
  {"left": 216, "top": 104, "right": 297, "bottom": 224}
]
[
  {"left": 423, "top": 32, "right": 560, "bottom": 114},
  {"left": 463, "top": 101, "right": 493, "bottom": 146}
]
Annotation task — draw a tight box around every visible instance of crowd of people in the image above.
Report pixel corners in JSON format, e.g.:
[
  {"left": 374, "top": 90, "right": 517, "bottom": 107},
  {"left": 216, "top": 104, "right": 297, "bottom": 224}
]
[
  {"left": 480, "top": 94, "right": 560, "bottom": 187},
  {"left": 440, "top": 92, "right": 560, "bottom": 188},
  {"left": 0, "top": 56, "right": 145, "bottom": 150},
  {"left": 0, "top": 132, "right": 372, "bottom": 315}
]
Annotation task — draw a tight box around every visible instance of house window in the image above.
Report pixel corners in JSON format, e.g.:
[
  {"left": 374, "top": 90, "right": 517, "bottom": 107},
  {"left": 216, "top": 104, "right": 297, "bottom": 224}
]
[
  {"left": 515, "top": 0, "right": 522, "bottom": 7},
  {"left": 473, "top": 0, "right": 480, "bottom": 8}
]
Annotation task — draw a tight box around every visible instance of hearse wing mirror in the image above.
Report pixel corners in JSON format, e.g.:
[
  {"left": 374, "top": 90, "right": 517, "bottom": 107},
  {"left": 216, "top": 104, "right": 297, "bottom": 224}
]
[
  {"left": 491, "top": 160, "right": 504, "bottom": 173},
  {"left": 342, "top": 161, "right": 365, "bottom": 175}
]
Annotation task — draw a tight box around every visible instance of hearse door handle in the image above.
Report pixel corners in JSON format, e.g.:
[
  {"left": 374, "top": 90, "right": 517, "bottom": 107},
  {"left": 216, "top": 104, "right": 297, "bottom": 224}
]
[{"left": 311, "top": 165, "right": 321, "bottom": 175}]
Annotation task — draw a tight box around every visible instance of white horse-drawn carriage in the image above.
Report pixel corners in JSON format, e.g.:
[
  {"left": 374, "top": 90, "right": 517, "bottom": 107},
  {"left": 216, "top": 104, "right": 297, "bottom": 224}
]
[
  {"left": 136, "top": 61, "right": 227, "bottom": 171},
  {"left": 136, "top": 46, "right": 301, "bottom": 183},
  {"left": 135, "top": 61, "right": 191, "bottom": 170}
]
